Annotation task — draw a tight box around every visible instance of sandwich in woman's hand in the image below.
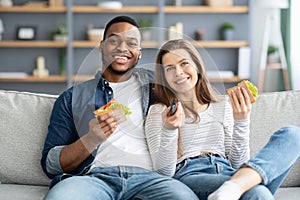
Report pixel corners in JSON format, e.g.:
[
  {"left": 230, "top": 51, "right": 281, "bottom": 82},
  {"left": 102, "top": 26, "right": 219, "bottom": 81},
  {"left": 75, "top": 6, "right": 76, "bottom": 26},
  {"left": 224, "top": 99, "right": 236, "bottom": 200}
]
[
  {"left": 94, "top": 99, "right": 132, "bottom": 123},
  {"left": 226, "top": 80, "right": 258, "bottom": 104}
]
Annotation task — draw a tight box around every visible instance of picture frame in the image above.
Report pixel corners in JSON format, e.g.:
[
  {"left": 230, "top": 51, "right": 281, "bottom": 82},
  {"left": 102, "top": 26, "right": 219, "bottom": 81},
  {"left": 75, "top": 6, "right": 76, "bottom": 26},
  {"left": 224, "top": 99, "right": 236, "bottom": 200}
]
[{"left": 16, "top": 26, "right": 36, "bottom": 40}]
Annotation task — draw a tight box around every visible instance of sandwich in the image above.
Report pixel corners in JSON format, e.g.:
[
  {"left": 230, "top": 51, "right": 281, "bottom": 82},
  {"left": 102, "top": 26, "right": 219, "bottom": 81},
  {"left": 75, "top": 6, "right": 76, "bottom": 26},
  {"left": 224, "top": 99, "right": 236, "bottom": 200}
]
[
  {"left": 94, "top": 99, "right": 131, "bottom": 123},
  {"left": 226, "top": 80, "right": 258, "bottom": 104}
]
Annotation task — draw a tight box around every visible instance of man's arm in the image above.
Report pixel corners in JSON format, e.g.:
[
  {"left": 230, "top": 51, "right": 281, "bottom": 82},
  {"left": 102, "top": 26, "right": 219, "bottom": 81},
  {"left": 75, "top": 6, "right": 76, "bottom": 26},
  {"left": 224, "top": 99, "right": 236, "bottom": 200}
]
[
  {"left": 59, "top": 114, "right": 116, "bottom": 173},
  {"left": 41, "top": 90, "right": 117, "bottom": 177}
]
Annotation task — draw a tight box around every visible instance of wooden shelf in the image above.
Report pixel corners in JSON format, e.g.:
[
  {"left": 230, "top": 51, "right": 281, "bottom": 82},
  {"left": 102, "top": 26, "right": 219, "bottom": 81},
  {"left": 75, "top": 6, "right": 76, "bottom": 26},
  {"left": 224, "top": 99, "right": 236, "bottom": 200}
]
[
  {"left": 0, "top": 5, "right": 248, "bottom": 14},
  {"left": 0, "top": 40, "right": 248, "bottom": 49},
  {"left": 72, "top": 41, "right": 100, "bottom": 48},
  {"left": 0, "top": 75, "right": 67, "bottom": 82},
  {"left": 209, "top": 76, "right": 242, "bottom": 83},
  {"left": 0, "top": 6, "right": 66, "bottom": 13},
  {"left": 72, "top": 75, "right": 94, "bottom": 82},
  {"left": 0, "top": 74, "right": 242, "bottom": 83},
  {"left": 192, "top": 40, "right": 248, "bottom": 48},
  {"left": 164, "top": 6, "right": 249, "bottom": 13},
  {"left": 0, "top": 75, "right": 94, "bottom": 82},
  {"left": 266, "top": 63, "right": 283, "bottom": 69},
  {"left": 0, "top": 41, "right": 67, "bottom": 48},
  {"left": 72, "top": 6, "right": 159, "bottom": 13},
  {"left": 72, "top": 40, "right": 160, "bottom": 48}
]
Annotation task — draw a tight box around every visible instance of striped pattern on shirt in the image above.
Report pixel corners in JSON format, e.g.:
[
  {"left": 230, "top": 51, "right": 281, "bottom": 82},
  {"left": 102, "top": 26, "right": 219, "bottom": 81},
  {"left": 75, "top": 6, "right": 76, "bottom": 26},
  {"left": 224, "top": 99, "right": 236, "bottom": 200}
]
[{"left": 145, "top": 97, "right": 250, "bottom": 177}]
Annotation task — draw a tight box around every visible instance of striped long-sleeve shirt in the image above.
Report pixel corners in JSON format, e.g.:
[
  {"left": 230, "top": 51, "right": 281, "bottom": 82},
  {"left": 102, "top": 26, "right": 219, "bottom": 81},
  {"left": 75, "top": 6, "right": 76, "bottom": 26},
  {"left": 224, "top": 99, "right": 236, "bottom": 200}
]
[{"left": 145, "top": 97, "right": 250, "bottom": 177}]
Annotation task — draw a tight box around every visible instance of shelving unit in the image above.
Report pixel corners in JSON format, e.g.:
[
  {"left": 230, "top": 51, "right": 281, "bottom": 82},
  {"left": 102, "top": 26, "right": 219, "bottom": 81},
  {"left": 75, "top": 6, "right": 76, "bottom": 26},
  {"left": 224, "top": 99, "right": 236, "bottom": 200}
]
[
  {"left": 0, "top": 6, "right": 66, "bottom": 13},
  {"left": 0, "top": 0, "right": 250, "bottom": 94},
  {"left": 72, "top": 6, "right": 159, "bottom": 13},
  {"left": 163, "top": 6, "right": 249, "bottom": 13},
  {"left": 0, "top": 75, "right": 93, "bottom": 82},
  {"left": 0, "top": 41, "right": 67, "bottom": 47}
]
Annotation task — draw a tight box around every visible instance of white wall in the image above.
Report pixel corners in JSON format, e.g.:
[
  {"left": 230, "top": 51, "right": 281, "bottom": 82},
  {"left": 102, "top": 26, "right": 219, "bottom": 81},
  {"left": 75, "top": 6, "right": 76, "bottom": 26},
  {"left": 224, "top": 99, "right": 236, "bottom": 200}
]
[
  {"left": 250, "top": 0, "right": 289, "bottom": 92},
  {"left": 290, "top": 0, "right": 300, "bottom": 89}
]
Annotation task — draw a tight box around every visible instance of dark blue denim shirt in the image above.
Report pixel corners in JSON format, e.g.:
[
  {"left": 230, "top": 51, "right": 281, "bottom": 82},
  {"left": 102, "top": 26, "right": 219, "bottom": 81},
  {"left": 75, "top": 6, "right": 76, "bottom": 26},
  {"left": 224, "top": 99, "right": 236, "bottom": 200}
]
[{"left": 41, "top": 68, "right": 154, "bottom": 187}]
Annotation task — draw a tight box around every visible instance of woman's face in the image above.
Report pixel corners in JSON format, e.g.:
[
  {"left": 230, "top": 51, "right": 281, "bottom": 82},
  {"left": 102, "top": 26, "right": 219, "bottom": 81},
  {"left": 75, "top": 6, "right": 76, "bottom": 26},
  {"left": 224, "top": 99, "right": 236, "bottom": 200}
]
[{"left": 162, "top": 49, "right": 199, "bottom": 94}]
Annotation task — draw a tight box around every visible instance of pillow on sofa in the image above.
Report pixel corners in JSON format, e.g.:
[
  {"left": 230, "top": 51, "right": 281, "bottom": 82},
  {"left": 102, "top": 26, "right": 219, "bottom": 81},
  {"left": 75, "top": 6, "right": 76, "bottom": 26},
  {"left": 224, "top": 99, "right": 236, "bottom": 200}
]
[
  {"left": 0, "top": 90, "right": 57, "bottom": 186},
  {"left": 250, "top": 90, "right": 300, "bottom": 187}
]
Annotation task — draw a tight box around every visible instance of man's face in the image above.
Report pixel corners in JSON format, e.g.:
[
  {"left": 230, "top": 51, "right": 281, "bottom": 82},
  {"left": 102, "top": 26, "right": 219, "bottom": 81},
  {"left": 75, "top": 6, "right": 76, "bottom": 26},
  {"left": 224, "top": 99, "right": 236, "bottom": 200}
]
[{"left": 101, "top": 22, "right": 142, "bottom": 75}]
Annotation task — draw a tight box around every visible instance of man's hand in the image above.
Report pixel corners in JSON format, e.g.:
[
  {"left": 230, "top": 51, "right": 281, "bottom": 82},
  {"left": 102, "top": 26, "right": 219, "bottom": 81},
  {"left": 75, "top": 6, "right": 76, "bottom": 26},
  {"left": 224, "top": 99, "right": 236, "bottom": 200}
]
[{"left": 89, "top": 111, "right": 118, "bottom": 145}]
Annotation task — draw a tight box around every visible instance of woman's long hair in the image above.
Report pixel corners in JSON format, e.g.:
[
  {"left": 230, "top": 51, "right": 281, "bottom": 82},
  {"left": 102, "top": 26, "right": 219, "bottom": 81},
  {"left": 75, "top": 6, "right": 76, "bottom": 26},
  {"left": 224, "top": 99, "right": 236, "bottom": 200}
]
[{"left": 154, "top": 39, "right": 220, "bottom": 158}]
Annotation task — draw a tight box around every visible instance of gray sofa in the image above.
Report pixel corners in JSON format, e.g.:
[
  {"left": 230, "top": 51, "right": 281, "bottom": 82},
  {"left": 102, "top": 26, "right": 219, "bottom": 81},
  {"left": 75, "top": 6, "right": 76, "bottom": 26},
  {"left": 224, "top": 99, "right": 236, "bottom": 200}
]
[{"left": 0, "top": 89, "right": 299, "bottom": 200}]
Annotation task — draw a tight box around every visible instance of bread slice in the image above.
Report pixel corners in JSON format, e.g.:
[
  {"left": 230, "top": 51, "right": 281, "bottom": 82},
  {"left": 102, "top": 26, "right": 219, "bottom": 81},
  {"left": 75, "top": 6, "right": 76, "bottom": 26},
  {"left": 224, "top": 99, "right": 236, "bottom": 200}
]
[{"left": 226, "top": 80, "right": 257, "bottom": 104}]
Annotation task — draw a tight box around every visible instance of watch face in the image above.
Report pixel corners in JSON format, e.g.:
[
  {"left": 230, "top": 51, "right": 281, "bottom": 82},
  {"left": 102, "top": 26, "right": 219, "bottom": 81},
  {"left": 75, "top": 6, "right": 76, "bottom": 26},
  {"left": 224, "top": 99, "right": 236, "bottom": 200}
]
[{"left": 17, "top": 26, "right": 36, "bottom": 40}]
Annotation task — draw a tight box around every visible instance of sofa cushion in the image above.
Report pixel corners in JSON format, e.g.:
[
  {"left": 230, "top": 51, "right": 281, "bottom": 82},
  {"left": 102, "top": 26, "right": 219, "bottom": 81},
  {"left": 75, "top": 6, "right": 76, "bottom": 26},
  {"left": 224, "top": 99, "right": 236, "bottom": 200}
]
[
  {"left": 250, "top": 90, "right": 300, "bottom": 187},
  {"left": 0, "top": 90, "right": 57, "bottom": 186},
  {"left": 0, "top": 184, "right": 48, "bottom": 200},
  {"left": 275, "top": 187, "right": 300, "bottom": 200}
]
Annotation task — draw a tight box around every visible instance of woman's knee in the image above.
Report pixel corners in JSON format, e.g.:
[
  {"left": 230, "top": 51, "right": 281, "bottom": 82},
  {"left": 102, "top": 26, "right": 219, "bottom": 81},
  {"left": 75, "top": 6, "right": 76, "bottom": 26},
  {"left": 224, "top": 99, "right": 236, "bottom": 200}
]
[
  {"left": 241, "top": 185, "right": 274, "bottom": 200},
  {"left": 276, "top": 125, "right": 300, "bottom": 149}
]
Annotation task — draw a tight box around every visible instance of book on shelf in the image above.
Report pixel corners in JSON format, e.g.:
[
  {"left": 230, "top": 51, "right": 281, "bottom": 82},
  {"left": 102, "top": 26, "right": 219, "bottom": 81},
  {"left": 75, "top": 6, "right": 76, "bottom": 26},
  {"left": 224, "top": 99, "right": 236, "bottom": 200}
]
[
  {"left": 206, "top": 70, "right": 234, "bottom": 79},
  {"left": 0, "top": 72, "right": 28, "bottom": 78},
  {"left": 238, "top": 46, "right": 251, "bottom": 79}
]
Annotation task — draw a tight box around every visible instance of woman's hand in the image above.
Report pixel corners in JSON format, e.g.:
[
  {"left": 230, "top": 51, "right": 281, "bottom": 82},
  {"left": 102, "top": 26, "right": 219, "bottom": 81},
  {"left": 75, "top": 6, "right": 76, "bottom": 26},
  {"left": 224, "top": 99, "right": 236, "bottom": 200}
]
[
  {"left": 228, "top": 87, "right": 252, "bottom": 120},
  {"left": 162, "top": 101, "right": 185, "bottom": 130}
]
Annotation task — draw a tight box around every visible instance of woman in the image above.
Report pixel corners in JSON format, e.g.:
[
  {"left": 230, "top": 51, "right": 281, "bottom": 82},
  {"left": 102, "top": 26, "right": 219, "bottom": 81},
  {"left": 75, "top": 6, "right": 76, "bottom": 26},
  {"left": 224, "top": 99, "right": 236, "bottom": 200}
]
[{"left": 145, "top": 39, "right": 300, "bottom": 200}]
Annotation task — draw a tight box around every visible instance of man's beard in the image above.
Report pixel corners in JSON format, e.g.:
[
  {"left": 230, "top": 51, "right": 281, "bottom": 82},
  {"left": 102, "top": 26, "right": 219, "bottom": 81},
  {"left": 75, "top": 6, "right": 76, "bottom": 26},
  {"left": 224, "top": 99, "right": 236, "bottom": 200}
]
[{"left": 106, "top": 64, "right": 135, "bottom": 75}]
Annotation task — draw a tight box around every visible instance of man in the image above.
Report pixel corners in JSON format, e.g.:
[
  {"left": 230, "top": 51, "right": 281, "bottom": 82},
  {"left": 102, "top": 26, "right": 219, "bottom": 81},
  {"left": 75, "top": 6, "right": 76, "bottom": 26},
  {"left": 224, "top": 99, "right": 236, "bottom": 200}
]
[{"left": 41, "top": 16, "right": 198, "bottom": 200}]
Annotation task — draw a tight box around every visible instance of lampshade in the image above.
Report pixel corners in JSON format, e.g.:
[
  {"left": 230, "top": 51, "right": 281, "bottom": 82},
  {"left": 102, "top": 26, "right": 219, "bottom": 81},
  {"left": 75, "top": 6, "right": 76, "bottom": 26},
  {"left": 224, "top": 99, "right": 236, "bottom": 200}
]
[{"left": 254, "top": 0, "right": 289, "bottom": 9}]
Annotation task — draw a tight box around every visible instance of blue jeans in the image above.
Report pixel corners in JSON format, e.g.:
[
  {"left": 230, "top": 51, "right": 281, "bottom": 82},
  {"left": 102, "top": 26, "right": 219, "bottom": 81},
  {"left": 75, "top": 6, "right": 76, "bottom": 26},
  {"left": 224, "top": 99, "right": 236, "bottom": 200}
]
[
  {"left": 173, "top": 125, "right": 300, "bottom": 200},
  {"left": 44, "top": 166, "right": 199, "bottom": 200}
]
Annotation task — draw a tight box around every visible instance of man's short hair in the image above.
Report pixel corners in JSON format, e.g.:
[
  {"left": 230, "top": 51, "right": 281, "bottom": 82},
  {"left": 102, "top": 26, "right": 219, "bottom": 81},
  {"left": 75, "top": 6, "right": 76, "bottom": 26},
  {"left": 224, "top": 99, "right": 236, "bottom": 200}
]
[{"left": 103, "top": 15, "right": 141, "bottom": 40}]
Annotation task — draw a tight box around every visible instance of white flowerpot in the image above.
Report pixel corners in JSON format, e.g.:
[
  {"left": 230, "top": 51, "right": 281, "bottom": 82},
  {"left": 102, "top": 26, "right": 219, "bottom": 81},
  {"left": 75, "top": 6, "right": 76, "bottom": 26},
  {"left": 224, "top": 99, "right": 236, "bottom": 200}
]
[
  {"left": 53, "top": 35, "right": 68, "bottom": 42},
  {"left": 267, "top": 53, "right": 279, "bottom": 64}
]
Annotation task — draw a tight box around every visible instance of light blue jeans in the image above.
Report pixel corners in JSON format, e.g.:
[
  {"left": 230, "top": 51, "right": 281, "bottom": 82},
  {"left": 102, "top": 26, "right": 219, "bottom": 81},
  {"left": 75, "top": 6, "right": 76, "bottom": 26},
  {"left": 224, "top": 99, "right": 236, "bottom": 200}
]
[
  {"left": 44, "top": 166, "right": 199, "bottom": 200},
  {"left": 173, "top": 125, "right": 300, "bottom": 200}
]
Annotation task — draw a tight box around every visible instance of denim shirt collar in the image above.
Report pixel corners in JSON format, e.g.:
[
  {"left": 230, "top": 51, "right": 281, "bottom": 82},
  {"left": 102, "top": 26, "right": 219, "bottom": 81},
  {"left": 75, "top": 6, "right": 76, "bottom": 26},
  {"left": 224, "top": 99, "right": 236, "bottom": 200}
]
[{"left": 93, "top": 68, "right": 154, "bottom": 118}]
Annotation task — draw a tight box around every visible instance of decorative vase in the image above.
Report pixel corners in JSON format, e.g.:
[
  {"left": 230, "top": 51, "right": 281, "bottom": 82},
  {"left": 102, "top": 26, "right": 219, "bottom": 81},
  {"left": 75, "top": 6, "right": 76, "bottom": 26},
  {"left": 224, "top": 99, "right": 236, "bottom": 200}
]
[
  {"left": 267, "top": 53, "right": 279, "bottom": 64},
  {"left": 53, "top": 34, "right": 68, "bottom": 42},
  {"left": 222, "top": 29, "right": 234, "bottom": 40}
]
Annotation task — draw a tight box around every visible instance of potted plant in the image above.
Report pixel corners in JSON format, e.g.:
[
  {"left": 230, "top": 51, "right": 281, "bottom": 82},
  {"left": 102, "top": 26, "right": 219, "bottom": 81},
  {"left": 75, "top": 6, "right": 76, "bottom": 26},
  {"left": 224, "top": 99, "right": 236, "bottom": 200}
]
[
  {"left": 220, "top": 22, "right": 235, "bottom": 40},
  {"left": 51, "top": 24, "right": 68, "bottom": 41},
  {"left": 137, "top": 18, "right": 152, "bottom": 41},
  {"left": 267, "top": 44, "right": 279, "bottom": 64}
]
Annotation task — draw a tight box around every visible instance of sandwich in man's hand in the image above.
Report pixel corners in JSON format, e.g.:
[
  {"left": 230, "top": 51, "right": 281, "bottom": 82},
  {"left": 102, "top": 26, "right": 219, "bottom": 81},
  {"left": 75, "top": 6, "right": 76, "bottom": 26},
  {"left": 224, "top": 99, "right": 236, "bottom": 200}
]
[
  {"left": 226, "top": 80, "right": 258, "bottom": 104},
  {"left": 94, "top": 99, "right": 132, "bottom": 123}
]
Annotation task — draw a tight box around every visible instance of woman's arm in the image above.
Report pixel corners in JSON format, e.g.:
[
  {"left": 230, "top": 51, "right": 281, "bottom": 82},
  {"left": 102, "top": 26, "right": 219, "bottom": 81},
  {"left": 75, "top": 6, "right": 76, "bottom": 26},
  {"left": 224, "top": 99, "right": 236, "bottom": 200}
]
[
  {"left": 145, "top": 104, "right": 179, "bottom": 176},
  {"left": 225, "top": 88, "right": 251, "bottom": 168}
]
